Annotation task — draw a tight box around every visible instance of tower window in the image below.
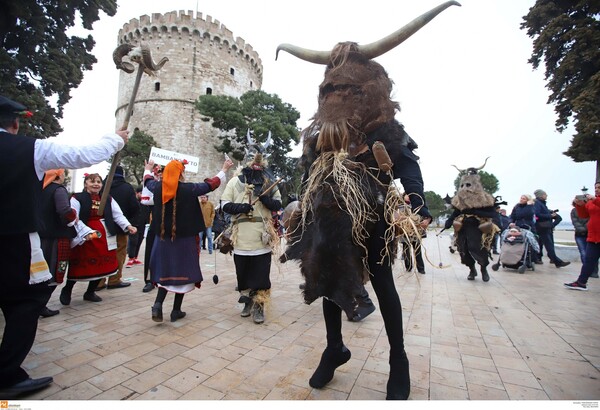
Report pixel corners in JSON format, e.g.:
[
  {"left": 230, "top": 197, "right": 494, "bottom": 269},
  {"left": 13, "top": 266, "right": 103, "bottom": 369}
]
[
  {"left": 250, "top": 81, "right": 253, "bottom": 88},
  {"left": 206, "top": 87, "right": 212, "bottom": 95},
  {"left": 154, "top": 82, "right": 160, "bottom": 91},
  {"left": 230, "top": 68, "right": 235, "bottom": 75}
]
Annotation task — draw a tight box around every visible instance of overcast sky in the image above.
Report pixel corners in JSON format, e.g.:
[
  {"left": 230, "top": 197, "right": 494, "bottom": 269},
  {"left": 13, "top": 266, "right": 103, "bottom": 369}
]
[{"left": 56, "top": 0, "right": 596, "bottom": 222}]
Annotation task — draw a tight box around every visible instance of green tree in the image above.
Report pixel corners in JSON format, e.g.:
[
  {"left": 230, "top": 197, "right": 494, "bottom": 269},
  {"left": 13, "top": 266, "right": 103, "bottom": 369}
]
[
  {"left": 0, "top": 0, "right": 118, "bottom": 138},
  {"left": 196, "top": 89, "right": 301, "bottom": 191},
  {"left": 453, "top": 171, "right": 500, "bottom": 196},
  {"left": 521, "top": 1, "right": 600, "bottom": 178},
  {"left": 424, "top": 191, "right": 450, "bottom": 226},
  {"left": 112, "top": 129, "right": 159, "bottom": 186}
]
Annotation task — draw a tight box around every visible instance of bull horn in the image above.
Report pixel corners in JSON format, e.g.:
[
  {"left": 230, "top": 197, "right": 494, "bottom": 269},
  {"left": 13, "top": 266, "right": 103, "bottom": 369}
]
[
  {"left": 140, "top": 43, "right": 169, "bottom": 73},
  {"left": 451, "top": 164, "right": 465, "bottom": 173},
  {"left": 475, "top": 156, "right": 490, "bottom": 171},
  {"left": 113, "top": 43, "right": 135, "bottom": 73},
  {"left": 275, "top": 1, "right": 461, "bottom": 64}
]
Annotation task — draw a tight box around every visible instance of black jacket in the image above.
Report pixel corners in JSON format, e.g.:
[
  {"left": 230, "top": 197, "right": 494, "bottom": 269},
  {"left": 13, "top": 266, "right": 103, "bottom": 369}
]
[{"left": 108, "top": 177, "right": 139, "bottom": 234}]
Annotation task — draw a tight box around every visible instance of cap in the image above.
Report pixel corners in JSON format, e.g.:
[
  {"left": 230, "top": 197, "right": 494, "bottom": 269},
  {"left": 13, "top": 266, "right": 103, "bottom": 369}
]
[
  {"left": 0, "top": 95, "right": 32, "bottom": 118},
  {"left": 115, "top": 165, "right": 124, "bottom": 177},
  {"left": 533, "top": 189, "right": 547, "bottom": 198}
]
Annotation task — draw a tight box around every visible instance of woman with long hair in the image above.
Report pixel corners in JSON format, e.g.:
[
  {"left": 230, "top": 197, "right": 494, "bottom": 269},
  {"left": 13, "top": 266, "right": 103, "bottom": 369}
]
[{"left": 144, "top": 157, "right": 233, "bottom": 322}]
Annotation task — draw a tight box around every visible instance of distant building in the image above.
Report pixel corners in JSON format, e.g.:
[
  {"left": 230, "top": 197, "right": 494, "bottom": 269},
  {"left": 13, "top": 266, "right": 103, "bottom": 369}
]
[{"left": 115, "top": 10, "right": 263, "bottom": 196}]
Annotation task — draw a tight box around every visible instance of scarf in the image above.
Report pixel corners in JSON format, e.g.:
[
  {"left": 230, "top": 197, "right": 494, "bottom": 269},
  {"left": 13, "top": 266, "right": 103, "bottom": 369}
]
[
  {"left": 162, "top": 160, "right": 186, "bottom": 204},
  {"left": 42, "top": 168, "right": 64, "bottom": 189}
]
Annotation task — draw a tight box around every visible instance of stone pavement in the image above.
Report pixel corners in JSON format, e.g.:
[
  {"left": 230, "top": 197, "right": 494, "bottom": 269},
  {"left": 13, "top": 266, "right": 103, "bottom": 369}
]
[{"left": 3, "top": 233, "right": 599, "bottom": 401}]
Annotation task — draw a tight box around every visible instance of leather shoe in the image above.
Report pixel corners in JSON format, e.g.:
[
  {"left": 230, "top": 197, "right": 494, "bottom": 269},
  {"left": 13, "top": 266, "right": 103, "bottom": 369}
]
[
  {"left": 0, "top": 377, "right": 53, "bottom": 399},
  {"left": 83, "top": 292, "right": 102, "bottom": 302},
  {"left": 170, "top": 310, "right": 186, "bottom": 322},
  {"left": 107, "top": 281, "right": 131, "bottom": 289},
  {"left": 555, "top": 261, "right": 571, "bottom": 268},
  {"left": 40, "top": 306, "right": 60, "bottom": 318},
  {"left": 142, "top": 283, "right": 154, "bottom": 293}
]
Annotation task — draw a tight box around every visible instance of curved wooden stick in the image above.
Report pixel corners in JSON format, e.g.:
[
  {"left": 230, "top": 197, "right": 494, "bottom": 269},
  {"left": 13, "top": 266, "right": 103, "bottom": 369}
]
[{"left": 98, "top": 65, "right": 144, "bottom": 216}]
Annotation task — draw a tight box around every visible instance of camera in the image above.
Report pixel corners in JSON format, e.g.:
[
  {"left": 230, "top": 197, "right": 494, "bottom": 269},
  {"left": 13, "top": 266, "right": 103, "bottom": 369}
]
[
  {"left": 551, "top": 209, "right": 559, "bottom": 213},
  {"left": 575, "top": 195, "right": 587, "bottom": 201},
  {"left": 494, "top": 196, "right": 508, "bottom": 206}
]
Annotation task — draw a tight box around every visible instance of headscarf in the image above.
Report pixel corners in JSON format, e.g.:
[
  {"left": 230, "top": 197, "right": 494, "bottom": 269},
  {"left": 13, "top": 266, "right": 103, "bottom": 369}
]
[
  {"left": 42, "top": 169, "right": 64, "bottom": 189},
  {"left": 161, "top": 160, "right": 186, "bottom": 204}
]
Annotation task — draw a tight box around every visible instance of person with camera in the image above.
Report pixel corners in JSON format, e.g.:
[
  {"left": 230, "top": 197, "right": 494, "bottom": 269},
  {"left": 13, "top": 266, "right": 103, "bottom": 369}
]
[
  {"left": 565, "top": 182, "right": 600, "bottom": 290},
  {"left": 533, "top": 189, "right": 570, "bottom": 268}
]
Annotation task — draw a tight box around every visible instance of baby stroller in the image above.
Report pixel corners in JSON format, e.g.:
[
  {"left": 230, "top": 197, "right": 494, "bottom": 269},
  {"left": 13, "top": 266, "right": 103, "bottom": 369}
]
[{"left": 492, "top": 226, "right": 538, "bottom": 274}]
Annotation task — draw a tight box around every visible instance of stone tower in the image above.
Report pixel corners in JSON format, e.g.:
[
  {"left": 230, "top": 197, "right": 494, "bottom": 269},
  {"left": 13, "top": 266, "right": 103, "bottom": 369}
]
[{"left": 115, "top": 10, "right": 263, "bottom": 194}]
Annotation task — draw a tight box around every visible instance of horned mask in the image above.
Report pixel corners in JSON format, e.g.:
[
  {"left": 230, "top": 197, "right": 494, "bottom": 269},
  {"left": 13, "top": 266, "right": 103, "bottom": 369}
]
[
  {"left": 451, "top": 157, "right": 495, "bottom": 210},
  {"left": 244, "top": 129, "right": 272, "bottom": 170},
  {"left": 276, "top": 1, "right": 461, "bottom": 154}
]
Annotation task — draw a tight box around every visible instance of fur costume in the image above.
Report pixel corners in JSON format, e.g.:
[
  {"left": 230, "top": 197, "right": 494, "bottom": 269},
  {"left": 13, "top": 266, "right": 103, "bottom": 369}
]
[
  {"left": 444, "top": 159, "right": 501, "bottom": 281},
  {"left": 276, "top": 1, "right": 459, "bottom": 400}
]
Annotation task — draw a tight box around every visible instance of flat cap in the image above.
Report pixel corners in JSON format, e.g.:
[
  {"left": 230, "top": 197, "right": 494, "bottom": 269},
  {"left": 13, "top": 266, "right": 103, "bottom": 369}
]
[{"left": 0, "top": 95, "right": 27, "bottom": 115}]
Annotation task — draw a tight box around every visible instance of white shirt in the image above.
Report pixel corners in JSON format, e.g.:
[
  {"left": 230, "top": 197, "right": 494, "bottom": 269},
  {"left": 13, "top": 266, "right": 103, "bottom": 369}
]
[{"left": 33, "top": 133, "right": 125, "bottom": 179}]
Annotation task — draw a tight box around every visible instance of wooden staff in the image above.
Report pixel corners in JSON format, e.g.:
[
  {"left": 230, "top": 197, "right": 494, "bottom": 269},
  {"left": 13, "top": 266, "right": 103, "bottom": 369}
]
[
  {"left": 98, "top": 67, "right": 143, "bottom": 216},
  {"left": 251, "top": 177, "right": 284, "bottom": 205},
  {"left": 98, "top": 44, "right": 168, "bottom": 216}
]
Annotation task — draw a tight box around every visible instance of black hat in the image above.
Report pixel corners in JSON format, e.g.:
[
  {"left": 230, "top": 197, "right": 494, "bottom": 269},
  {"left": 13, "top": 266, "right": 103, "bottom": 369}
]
[
  {"left": 115, "top": 165, "right": 125, "bottom": 177},
  {"left": 0, "top": 95, "right": 28, "bottom": 117}
]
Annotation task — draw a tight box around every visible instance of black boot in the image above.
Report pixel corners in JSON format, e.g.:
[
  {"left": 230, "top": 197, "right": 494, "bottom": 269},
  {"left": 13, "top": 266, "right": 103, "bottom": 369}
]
[
  {"left": 481, "top": 266, "right": 490, "bottom": 282},
  {"left": 386, "top": 351, "right": 410, "bottom": 400},
  {"left": 151, "top": 303, "right": 163, "bottom": 322},
  {"left": 252, "top": 303, "right": 264, "bottom": 324},
  {"left": 309, "top": 344, "right": 351, "bottom": 388},
  {"left": 241, "top": 302, "right": 253, "bottom": 317},
  {"left": 467, "top": 266, "right": 477, "bottom": 280},
  {"left": 59, "top": 286, "right": 72, "bottom": 305}
]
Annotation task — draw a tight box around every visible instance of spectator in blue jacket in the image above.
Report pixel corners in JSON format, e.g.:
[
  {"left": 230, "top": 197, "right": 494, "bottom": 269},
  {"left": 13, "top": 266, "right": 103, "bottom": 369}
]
[{"left": 533, "top": 189, "right": 570, "bottom": 268}]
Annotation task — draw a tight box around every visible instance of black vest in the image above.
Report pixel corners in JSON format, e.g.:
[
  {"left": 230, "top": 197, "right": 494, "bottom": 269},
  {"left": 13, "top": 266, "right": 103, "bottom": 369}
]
[
  {"left": 38, "top": 184, "right": 76, "bottom": 239},
  {"left": 0, "top": 131, "right": 41, "bottom": 234},
  {"left": 73, "top": 191, "right": 118, "bottom": 235},
  {"left": 152, "top": 183, "right": 205, "bottom": 239}
]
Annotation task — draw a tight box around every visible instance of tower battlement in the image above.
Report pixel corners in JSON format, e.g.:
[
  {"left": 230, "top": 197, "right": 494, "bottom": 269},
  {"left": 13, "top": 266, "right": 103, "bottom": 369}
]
[{"left": 118, "top": 10, "right": 262, "bottom": 74}]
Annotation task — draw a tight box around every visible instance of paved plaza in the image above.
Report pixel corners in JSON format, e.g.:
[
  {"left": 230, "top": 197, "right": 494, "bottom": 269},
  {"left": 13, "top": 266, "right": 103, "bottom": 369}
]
[{"left": 2, "top": 232, "right": 599, "bottom": 401}]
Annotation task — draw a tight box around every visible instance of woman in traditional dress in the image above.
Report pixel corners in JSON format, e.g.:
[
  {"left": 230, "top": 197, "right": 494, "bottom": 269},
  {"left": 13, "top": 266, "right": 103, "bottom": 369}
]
[
  {"left": 38, "top": 169, "right": 77, "bottom": 317},
  {"left": 143, "top": 157, "right": 232, "bottom": 323},
  {"left": 60, "top": 173, "right": 137, "bottom": 305}
]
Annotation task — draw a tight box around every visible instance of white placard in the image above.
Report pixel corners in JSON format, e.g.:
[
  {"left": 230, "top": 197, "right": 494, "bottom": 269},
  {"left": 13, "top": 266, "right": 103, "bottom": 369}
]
[{"left": 149, "top": 147, "right": 199, "bottom": 173}]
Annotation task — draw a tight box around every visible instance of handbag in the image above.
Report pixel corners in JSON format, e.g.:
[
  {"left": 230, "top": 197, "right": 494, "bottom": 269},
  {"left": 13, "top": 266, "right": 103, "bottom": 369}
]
[{"left": 537, "top": 219, "right": 553, "bottom": 229}]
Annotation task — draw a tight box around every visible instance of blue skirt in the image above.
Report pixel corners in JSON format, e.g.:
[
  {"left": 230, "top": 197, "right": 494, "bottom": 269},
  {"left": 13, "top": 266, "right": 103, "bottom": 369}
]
[{"left": 150, "top": 235, "right": 202, "bottom": 286}]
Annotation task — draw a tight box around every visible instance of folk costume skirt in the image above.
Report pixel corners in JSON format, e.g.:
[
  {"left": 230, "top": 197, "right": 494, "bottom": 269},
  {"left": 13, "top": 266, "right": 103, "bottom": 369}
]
[
  {"left": 68, "top": 216, "right": 118, "bottom": 281},
  {"left": 150, "top": 234, "right": 202, "bottom": 293}
]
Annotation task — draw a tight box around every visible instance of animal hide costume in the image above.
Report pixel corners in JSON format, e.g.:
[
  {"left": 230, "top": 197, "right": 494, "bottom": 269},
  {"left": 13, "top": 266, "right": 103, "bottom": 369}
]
[
  {"left": 444, "top": 158, "right": 501, "bottom": 281},
  {"left": 277, "top": 1, "right": 459, "bottom": 400},
  {"left": 221, "top": 132, "right": 282, "bottom": 324}
]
